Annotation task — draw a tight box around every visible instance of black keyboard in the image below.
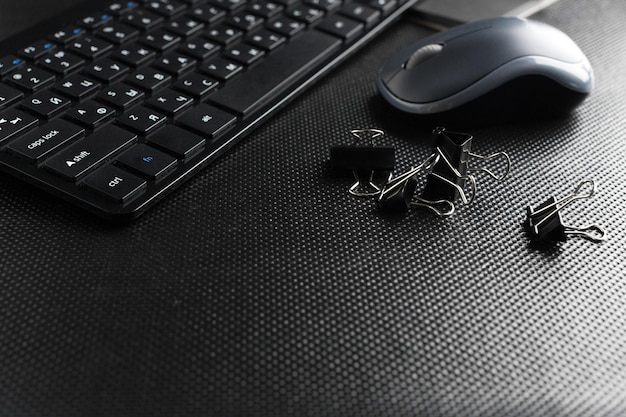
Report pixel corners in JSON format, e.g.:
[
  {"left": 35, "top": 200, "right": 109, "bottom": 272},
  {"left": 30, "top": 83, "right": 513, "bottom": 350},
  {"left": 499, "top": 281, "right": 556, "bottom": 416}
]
[{"left": 0, "top": 0, "right": 417, "bottom": 220}]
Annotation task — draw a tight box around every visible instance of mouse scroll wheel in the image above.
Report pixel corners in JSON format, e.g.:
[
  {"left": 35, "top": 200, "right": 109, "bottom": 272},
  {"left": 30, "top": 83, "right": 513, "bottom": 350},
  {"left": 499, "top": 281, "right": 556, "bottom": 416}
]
[{"left": 404, "top": 43, "right": 444, "bottom": 70}]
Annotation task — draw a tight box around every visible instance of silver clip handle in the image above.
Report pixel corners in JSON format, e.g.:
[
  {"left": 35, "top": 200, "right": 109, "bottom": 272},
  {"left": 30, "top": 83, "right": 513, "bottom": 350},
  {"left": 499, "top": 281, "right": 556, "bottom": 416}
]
[
  {"left": 565, "top": 223, "right": 606, "bottom": 243},
  {"left": 468, "top": 151, "right": 511, "bottom": 181}
]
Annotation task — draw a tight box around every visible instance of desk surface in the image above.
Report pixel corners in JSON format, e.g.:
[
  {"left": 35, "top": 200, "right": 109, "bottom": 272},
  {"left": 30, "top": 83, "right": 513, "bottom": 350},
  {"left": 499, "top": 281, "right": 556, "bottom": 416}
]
[{"left": 1, "top": 1, "right": 626, "bottom": 416}]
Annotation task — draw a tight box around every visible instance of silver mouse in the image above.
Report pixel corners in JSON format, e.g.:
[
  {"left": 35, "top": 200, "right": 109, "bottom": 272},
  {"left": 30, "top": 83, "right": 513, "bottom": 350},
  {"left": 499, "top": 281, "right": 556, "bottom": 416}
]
[{"left": 377, "top": 17, "right": 593, "bottom": 122}]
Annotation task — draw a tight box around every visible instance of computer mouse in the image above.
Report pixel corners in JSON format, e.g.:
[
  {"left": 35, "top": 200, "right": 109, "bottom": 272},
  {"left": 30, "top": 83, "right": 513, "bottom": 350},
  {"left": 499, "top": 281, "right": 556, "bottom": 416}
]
[{"left": 377, "top": 17, "right": 593, "bottom": 123}]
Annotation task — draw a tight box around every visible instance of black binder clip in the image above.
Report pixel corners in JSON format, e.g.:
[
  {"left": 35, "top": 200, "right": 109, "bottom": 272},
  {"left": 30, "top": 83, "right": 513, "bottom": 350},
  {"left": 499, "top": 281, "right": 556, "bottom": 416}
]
[
  {"left": 330, "top": 129, "right": 395, "bottom": 197},
  {"left": 525, "top": 179, "right": 606, "bottom": 243},
  {"left": 416, "top": 127, "right": 511, "bottom": 216},
  {"left": 375, "top": 153, "right": 441, "bottom": 212},
  {"left": 416, "top": 127, "right": 477, "bottom": 216}
]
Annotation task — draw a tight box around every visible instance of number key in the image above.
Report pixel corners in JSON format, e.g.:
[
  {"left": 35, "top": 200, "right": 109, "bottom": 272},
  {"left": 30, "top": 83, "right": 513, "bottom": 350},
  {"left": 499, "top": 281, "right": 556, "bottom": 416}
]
[
  {"left": 38, "top": 50, "right": 85, "bottom": 76},
  {"left": 7, "top": 66, "right": 56, "bottom": 92}
]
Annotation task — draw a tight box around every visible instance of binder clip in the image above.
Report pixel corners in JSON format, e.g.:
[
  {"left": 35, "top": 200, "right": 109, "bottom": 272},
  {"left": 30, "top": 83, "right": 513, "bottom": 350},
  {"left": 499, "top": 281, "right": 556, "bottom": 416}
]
[
  {"left": 416, "top": 127, "right": 511, "bottom": 216},
  {"left": 416, "top": 127, "right": 477, "bottom": 216},
  {"left": 375, "top": 153, "right": 441, "bottom": 212},
  {"left": 525, "top": 179, "right": 606, "bottom": 243},
  {"left": 330, "top": 129, "right": 395, "bottom": 197}
]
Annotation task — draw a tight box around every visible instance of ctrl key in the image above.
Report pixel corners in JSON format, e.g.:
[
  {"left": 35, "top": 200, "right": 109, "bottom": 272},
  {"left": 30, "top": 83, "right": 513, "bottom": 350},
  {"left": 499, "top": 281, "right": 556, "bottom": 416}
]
[{"left": 83, "top": 165, "right": 147, "bottom": 204}]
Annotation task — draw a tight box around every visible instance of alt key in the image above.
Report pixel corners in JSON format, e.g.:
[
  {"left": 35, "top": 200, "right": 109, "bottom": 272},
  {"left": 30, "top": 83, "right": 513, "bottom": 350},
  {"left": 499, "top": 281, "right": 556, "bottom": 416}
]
[{"left": 83, "top": 164, "right": 147, "bottom": 204}]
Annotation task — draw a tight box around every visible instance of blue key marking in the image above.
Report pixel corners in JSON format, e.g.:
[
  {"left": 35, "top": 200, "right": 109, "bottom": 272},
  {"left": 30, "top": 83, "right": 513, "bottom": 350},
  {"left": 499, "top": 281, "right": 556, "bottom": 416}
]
[
  {"left": 73, "top": 28, "right": 82, "bottom": 35},
  {"left": 101, "top": 14, "right": 109, "bottom": 21},
  {"left": 12, "top": 58, "right": 21, "bottom": 65},
  {"left": 44, "top": 43, "right": 53, "bottom": 49},
  {"left": 142, "top": 156, "right": 154, "bottom": 163},
  {"left": 128, "top": 1, "right": 135, "bottom": 6}
]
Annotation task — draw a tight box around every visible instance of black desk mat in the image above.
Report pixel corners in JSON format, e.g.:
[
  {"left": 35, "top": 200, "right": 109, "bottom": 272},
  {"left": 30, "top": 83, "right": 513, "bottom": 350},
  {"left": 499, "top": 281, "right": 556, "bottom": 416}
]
[{"left": 1, "top": 0, "right": 626, "bottom": 416}]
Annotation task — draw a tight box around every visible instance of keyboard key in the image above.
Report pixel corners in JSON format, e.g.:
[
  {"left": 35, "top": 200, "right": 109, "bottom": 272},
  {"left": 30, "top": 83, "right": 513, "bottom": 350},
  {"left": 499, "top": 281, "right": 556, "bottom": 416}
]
[
  {"left": 187, "top": 4, "right": 226, "bottom": 24},
  {"left": 287, "top": 5, "right": 325, "bottom": 24},
  {"left": 340, "top": 3, "right": 380, "bottom": 28},
  {"left": 145, "top": 88, "right": 194, "bottom": 116},
  {"left": 83, "top": 58, "right": 129, "bottom": 83},
  {"left": 267, "top": 17, "right": 306, "bottom": 37},
  {"left": 83, "top": 164, "right": 147, "bottom": 204},
  {"left": 140, "top": 29, "right": 182, "bottom": 52},
  {"left": 304, "top": 0, "right": 341, "bottom": 11},
  {"left": 173, "top": 73, "right": 219, "bottom": 98},
  {"left": 367, "top": 0, "right": 397, "bottom": 16},
  {"left": 226, "top": 12, "right": 264, "bottom": 31},
  {"left": 97, "top": 83, "right": 145, "bottom": 110},
  {"left": 38, "top": 50, "right": 85, "bottom": 76},
  {"left": 208, "top": 0, "right": 247, "bottom": 11},
  {"left": 0, "top": 109, "right": 39, "bottom": 143},
  {"left": 116, "top": 144, "right": 178, "bottom": 182},
  {"left": 166, "top": 16, "right": 204, "bottom": 37},
  {"left": 49, "top": 25, "right": 85, "bottom": 45},
  {"left": 146, "top": 0, "right": 188, "bottom": 17},
  {"left": 247, "top": 1, "right": 284, "bottom": 18},
  {"left": 0, "top": 83, "right": 24, "bottom": 110},
  {"left": 204, "top": 24, "right": 243, "bottom": 45},
  {"left": 207, "top": 30, "right": 340, "bottom": 117},
  {"left": 113, "top": 43, "right": 157, "bottom": 67},
  {"left": 317, "top": 15, "right": 363, "bottom": 42},
  {"left": 7, "top": 119, "right": 84, "bottom": 163},
  {"left": 7, "top": 66, "right": 56, "bottom": 93},
  {"left": 116, "top": 106, "right": 167, "bottom": 134},
  {"left": 147, "top": 124, "right": 205, "bottom": 160},
  {"left": 106, "top": 1, "right": 140, "bottom": 15},
  {"left": 126, "top": 68, "right": 171, "bottom": 92},
  {"left": 44, "top": 125, "right": 137, "bottom": 180},
  {"left": 121, "top": 9, "right": 164, "bottom": 31},
  {"left": 21, "top": 90, "right": 71, "bottom": 119},
  {"left": 224, "top": 44, "right": 265, "bottom": 66},
  {"left": 53, "top": 75, "right": 100, "bottom": 101},
  {"left": 246, "top": 29, "right": 286, "bottom": 51},
  {"left": 176, "top": 103, "right": 236, "bottom": 139},
  {"left": 0, "top": 55, "right": 25, "bottom": 77},
  {"left": 18, "top": 40, "right": 56, "bottom": 60},
  {"left": 79, "top": 13, "right": 113, "bottom": 30},
  {"left": 152, "top": 52, "right": 196, "bottom": 76},
  {"left": 199, "top": 57, "right": 243, "bottom": 81},
  {"left": 95, "top": 21, "right": 140, "bottom": 45},
  {"left": 65, "top": 100, "right": 116, "bottom": 129},
  {"left": 178, "top": 38, "right": 220, "bottom": 60},
  {"left": 67, "top": 36, "right": 114, "bottom": 60}
]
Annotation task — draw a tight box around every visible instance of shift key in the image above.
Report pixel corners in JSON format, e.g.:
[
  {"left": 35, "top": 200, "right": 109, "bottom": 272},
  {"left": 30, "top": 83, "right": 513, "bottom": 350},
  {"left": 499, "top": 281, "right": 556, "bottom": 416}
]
[{"left": 44, "top": 125, "right": 136, "bottom": 180}]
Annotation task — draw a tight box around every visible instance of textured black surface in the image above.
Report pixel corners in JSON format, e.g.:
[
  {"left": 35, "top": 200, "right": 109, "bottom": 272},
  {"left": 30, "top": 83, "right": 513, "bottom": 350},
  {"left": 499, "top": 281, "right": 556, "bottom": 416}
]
[{"left": 1, "top": 0, "right": 626, "bottom": 416}]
